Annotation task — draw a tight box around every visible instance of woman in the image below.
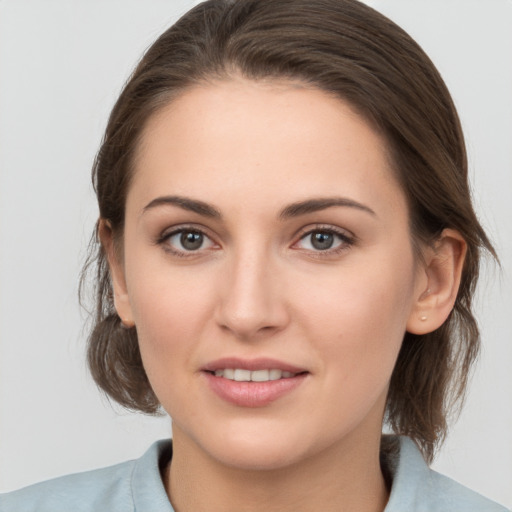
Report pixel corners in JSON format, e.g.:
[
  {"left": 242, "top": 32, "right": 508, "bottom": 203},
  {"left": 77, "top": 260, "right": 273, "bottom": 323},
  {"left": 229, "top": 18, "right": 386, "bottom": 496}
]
[{"left": 0, "top": 0, "right": 508, "bottom": 510}]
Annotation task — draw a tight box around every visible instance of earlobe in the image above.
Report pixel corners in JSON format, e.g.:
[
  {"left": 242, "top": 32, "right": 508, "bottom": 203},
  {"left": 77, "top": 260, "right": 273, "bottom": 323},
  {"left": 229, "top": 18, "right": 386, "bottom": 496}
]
[
  {"left": 407, "top": 229, "right": 467, "bottom": 335},
  {"left": 98, "top": 220, "right": 135, "bottom": 328}
]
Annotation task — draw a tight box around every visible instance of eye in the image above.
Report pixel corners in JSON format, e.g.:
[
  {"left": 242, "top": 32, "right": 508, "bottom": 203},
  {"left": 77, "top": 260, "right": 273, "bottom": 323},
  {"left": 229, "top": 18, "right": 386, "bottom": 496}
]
[
  {"left": 295, "top": 228, "right": 353, "bottom": 252},
  {"left": 161, "top": 228, "right": 216, "bottom": 254}
]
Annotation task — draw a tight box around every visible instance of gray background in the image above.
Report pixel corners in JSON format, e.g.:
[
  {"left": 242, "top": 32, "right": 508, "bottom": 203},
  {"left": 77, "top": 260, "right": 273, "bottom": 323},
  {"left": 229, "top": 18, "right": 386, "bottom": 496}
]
[{"left": 1, "top": 0, "right": 511, "bottom": 508}]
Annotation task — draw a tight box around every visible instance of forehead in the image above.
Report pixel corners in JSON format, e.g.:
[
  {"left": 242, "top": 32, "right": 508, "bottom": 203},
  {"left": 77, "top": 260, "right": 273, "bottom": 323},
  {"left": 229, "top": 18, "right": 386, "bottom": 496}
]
[{"left": 130, "top": 77, "right": 406, "bottom": 218}]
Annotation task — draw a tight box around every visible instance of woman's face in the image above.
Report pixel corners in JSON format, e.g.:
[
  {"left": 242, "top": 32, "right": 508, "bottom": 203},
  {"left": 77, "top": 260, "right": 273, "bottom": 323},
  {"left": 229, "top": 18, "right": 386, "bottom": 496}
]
[{"left": 114, "top": 78, "right": 427, "bottom": 470}]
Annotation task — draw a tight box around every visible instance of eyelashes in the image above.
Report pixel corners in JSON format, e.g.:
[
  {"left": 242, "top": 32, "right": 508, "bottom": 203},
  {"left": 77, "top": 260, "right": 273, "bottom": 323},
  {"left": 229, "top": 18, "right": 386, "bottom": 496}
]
[
  {"left": 165, "top": 230, "right": 216, "bottom": 252},
  {"left": 156, "top": 224, "right": 355, "bottom": 258},
  {"left": 156, "top": 225, "right": 218, "bottom": 258},
  {"left": 293, "top": 227, "right": 354, "bottom": 254}
]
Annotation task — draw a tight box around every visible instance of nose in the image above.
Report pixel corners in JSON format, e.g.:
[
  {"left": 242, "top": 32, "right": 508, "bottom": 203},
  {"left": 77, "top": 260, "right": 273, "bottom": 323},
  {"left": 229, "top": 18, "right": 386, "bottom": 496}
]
[{"left": 214, "top": 249, "right": 290, "bottom": 340}]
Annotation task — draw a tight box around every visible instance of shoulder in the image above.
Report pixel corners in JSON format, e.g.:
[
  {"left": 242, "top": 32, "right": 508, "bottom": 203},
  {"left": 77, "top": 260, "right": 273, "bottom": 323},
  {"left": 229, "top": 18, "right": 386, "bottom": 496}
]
[
  {"left": 385, "top": 436, "right": 509, "bottom": 512},
  {"left": 425, "top": 469, "right": 509, "bottom": 512},
  {"left": 0, "top": 460, "right": 135, "bottom": 512},
  {"left": 0, "top": 440, "right": 174, "bottom": 512}
]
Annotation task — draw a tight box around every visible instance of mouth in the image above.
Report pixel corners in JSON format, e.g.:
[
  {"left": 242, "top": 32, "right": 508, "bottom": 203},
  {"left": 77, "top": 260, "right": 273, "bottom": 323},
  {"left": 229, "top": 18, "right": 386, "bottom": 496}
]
[
  {"left": 201, "top": 358, "right": 309, "bottom": 407},
  {"left": 208, "top": 368, "right": 300, "bottom": 381}
]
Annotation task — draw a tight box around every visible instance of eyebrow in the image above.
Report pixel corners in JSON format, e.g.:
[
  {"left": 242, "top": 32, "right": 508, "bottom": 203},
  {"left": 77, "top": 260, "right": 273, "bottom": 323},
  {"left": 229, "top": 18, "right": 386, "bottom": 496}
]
[
  {"left": 142, "top": 195, "right": 376, "bottom": 219},
  {"left": 279, "top": 197, "right": 376, "bottom": 219},
  {"left": 142, "top": 196, "right": 222, "bottom": 218}
]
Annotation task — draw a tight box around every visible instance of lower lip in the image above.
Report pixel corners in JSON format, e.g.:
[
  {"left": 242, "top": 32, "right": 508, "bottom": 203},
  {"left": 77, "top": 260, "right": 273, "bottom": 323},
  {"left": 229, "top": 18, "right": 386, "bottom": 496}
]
[{"left": 203, "top": 372, "right": 308, "bottom": 407}]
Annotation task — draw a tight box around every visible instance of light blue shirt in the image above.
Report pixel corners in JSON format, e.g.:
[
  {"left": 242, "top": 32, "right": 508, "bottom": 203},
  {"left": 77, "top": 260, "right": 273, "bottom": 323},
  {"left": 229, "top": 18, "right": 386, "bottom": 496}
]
[{"left": 0, "top": 437, "right": 508, "bottom": 511}]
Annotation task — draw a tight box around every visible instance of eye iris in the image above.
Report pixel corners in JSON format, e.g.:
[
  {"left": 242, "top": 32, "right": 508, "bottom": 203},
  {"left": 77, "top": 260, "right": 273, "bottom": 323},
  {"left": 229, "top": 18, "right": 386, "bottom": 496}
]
[
  {"left": 180, "top": 231, "right": 203, "bottom": 250},
  {"left": 311, "top": 232, "right": 334, "bottom": 250}
]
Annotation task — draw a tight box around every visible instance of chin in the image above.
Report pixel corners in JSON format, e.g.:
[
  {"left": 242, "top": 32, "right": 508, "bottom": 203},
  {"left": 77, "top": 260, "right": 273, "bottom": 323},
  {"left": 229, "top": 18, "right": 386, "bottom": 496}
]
[
  {"left": 214, "top": 440, "right": 306, "bottom": 472},
  {"left": 195, "top": 420, "right": 312, "bottom": 471}
]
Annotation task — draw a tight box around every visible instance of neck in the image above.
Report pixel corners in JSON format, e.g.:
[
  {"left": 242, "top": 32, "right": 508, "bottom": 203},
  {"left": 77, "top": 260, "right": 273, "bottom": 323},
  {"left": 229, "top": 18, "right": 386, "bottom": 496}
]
[{"left": 166, "top": 426, "right": 389, "bottom": 512}]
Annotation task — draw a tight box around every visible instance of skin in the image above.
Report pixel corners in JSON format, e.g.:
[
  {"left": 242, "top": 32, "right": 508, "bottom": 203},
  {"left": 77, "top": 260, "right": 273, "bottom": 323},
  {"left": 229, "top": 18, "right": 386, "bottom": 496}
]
[{"left": 103, "top": 77, "right": 466, "bottom": 512}]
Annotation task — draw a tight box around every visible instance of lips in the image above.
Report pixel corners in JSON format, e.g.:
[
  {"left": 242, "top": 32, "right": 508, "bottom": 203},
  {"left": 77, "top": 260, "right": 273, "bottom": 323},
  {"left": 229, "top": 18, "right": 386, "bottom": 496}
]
[{"left": 202, "top": 358, "right": 308, "bottom": 407}]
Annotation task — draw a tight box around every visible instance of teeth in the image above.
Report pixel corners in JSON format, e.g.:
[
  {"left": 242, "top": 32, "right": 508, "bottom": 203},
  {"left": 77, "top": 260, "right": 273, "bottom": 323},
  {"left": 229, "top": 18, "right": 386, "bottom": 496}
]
[
  {"left": 269, "top": 369, "right": 282, "bottom": 381},
  {"left": 223, "top": 368, "right": 235, "bottom": 379},
  {"left": 234, "top": 369, "right": 251, "bottom": 382},
  {"left": 213, "top": 368, "right": 298, "bottom": 382},
  {"left": 251, "top": 369, "right": 270, "bottom": 382}
]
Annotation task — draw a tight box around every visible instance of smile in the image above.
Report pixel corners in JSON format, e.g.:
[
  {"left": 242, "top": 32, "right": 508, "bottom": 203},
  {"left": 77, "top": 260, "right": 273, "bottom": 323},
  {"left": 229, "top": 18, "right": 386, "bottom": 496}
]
[
  {"left": 202, "top": 358, "right": 309, "bottom": 407},
  {"left": 213, "top": 369, "right": 296, "bottom": 381}
]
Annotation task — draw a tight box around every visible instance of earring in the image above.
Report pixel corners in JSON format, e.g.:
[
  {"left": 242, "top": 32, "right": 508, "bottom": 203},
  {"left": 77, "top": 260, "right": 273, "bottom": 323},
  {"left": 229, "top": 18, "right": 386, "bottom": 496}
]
[{"left": 420, "top": 315, "right": 428, "bottom": 321}]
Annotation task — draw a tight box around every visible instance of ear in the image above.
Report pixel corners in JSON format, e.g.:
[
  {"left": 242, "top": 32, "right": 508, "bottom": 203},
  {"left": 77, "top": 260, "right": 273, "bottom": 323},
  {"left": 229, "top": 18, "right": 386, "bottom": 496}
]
[
  {"left": 407, "top": 229, "right": 467, "bottom": 335},
  {"left": 98, "top": 219, "right": 135, "bottom": 328}
]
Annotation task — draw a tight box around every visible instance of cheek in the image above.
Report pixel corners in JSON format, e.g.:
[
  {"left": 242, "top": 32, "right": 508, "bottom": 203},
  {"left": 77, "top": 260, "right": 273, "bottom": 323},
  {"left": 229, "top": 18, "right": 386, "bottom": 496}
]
[
  {"left": 127, "top": 269, "right": 219, "bottom": 417},
  {"left": 299, "top": 253, "right": 416, "bottom": 385},
  {"left": 123, "top": 250, "right": 218, "bottom": 384},
  {"left": 135, "top": 279, "right": 206, "bottom": 332},
  {"left": 133, "top": 275, "right": 213, "bottom": 343}
]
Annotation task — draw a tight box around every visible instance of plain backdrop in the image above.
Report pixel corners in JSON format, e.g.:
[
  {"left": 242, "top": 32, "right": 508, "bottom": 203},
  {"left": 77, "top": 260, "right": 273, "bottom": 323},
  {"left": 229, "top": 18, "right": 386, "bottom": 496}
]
[{"left": 0, "top": 0, "right": 511, "bottom": 508}]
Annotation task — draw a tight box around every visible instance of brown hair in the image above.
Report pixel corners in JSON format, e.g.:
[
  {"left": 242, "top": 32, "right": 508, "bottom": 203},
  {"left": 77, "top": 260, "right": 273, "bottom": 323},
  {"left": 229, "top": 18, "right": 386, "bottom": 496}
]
[{"left": 82, "top": 0, "right": 495, "bottom": 462}]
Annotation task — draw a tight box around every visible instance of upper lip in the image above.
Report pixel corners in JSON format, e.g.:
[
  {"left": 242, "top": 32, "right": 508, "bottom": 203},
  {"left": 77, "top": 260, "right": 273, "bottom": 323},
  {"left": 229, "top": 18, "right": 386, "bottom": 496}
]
[{"left": 202, "top": 357, "right": 307, "bottom": 374}]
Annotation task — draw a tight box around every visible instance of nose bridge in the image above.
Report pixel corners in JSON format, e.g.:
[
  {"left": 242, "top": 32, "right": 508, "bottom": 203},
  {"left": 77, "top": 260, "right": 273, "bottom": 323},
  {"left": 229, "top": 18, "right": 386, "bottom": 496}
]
[{"left": 216, "top": 241, "right": 287, "bottom": 338}]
